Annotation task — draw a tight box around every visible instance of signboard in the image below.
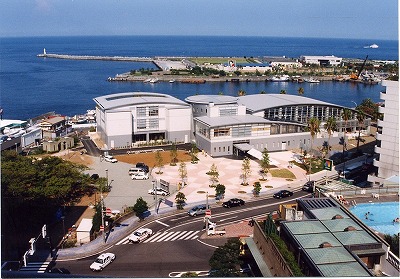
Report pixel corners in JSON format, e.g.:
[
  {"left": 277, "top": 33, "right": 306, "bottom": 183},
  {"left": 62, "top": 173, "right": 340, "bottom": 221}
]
[
  {"left": 106, "top": 208, "right": 112, "bottom": 214},
  {"left": 159, "top": 179, "right": 170, "bottom": 193},
  {"left": 323, "top": 159, "right": 333, "bottom": 171},
  {"left": 100, "top": 225, "right": 104, "bottom": 231},
  {"left": 205, "top": 210, "right": 211, "bottom": 217}
]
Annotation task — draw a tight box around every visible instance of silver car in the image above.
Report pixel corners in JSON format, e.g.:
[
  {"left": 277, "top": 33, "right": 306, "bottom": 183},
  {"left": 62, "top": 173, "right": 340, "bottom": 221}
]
[{"left": 188, "top": 204, "right": 209, "bottom": 216}]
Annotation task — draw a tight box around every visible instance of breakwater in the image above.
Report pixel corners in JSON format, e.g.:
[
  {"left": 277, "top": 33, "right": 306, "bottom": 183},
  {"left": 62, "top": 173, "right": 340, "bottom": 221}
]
[{"left": 37, "top": 53, "right": 153, "bottom": 62}]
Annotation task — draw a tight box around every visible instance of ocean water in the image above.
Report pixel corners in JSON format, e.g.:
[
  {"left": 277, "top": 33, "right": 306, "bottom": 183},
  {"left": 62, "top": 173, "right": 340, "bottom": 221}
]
[{"left": 0, "top": 36, "right": 398, "bottom": 120}]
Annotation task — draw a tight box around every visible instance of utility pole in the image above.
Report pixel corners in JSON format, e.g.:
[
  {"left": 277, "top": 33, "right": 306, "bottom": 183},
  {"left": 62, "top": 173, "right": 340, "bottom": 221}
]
[
  {"left": 101, "top": 169, "right": 108, "bottom": 243},
  {"left": 205, "top": 192, "right": 209, "bottom": 236}
]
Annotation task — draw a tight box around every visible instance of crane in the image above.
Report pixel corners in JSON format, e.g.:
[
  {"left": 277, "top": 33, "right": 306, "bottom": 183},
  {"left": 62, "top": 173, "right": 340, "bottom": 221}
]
[{"left": 350, "top": 55, "right": 368, "bottom": 80}]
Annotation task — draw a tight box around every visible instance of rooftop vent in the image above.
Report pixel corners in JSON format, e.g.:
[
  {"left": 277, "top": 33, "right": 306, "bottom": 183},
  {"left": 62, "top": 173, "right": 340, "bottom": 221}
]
[
  {"left": 319, "top": 242, "right": 333, "bottom": 248},
  {"left": 332, "top": 214, "right": 344, "bottom": 220},
  {"left": 344, "top": 226, "right": 357, "bottom": 232}
]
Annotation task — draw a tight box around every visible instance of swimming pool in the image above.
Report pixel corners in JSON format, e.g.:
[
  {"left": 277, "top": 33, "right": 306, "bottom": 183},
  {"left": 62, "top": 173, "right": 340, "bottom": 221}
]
[{"left": 350, "top": 202, "right": 400, "bottom": 235}]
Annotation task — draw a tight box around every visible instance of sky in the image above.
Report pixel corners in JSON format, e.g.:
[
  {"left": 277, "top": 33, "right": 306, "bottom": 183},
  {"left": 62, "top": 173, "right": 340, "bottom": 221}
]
[{"left": 0, "top": 0, "right": 398, "bottom": 40}]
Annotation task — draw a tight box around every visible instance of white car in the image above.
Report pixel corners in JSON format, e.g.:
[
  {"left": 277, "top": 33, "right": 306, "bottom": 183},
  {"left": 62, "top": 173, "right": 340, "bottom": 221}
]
[
  {"left": 131, "top": 173, "right": 149, "bottom": 180},
  {"left": 104, "top": 155, "right": 118, "bottom": 163},
  {"left": 128, "top": 228, "right": 153, "bottom": 243},
  {"left": 89, "top": 253, "right": 115, "bottom": 271},
  {"left": 148, "top": 188, "right": 169, "bottom": 196}
]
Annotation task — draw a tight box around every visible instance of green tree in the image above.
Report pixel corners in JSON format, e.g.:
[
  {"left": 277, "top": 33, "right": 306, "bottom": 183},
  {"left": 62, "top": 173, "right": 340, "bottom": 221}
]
[
  {"left": 384, "top": 234, "right": 399, "bottom": 257},
  {"left": 209, "top": 239, "right": 243, "bottom": 277},
  {"left": 307, "top": 117, "right": 321, "bottom": 176},
  {"left": 178, "top": 161, "right": 188, "bottom": 189},
  {"left": 207, "top": 163, "right": 219, "bottom": 187},
  {"left": 297, "top": 87, "right": 304, "bottom": 95},
  {"left": 169, "top": 143, "right": 178, "bottom": 166},
  {"left": 259, "top": 90, "right": 266, "bottom": 94},
  {"left": 324, "top": 116, "right": 337, "bottom": 158},
  {"left": 175, "top": 192, "right": 186, "bottom": 210},
  {"left": 241, "top": 157, "right": 251, "bottom": 185},
  {"left": 280, "top": 89, "right": 287, "bottom": 94},
  {"left": 259, "top": 148, "right": 271, "bottom": 180},
  {"left": 358, "top": 98, "right": 380, "bottom": 120},
  {"left": 215, "top": 184, "right": 226, "bottom": 200},
  {"left": 155, "top": 150, "right": 164, "bottom": 174},
  {"left": 190, "top": 143, "right": 199, "bottom": 164},
  {"left": 92, "top": 202, "right": 103, "bottom": 232},
  {"left": 132, "top": 197, "right": 148, "bottom": 220},
  {"left": 253, "top": 181, "right": 262, "bottom": 196},
  {"left": 1, "top": 151, "right": 91, "bottom": 205}
]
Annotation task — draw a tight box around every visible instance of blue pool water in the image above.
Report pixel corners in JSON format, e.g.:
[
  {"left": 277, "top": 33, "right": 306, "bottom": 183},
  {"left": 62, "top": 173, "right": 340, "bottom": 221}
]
[{"left": 350, "top": 202, "right": 400, "bottom": 235}]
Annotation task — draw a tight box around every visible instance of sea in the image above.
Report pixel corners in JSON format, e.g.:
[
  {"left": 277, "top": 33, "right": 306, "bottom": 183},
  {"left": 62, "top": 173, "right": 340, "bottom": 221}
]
[{"left": 0, "top": 36, "right": 398, "bottom": 120}]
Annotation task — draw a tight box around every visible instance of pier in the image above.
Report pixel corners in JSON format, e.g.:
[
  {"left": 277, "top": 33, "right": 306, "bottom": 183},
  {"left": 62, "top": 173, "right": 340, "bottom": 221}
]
[{"left": 37, "top": 52, "right": 153, "bottom": 62}]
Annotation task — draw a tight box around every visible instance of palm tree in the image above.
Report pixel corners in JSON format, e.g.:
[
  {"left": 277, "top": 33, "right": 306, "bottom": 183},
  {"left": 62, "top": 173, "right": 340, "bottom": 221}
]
[
  {"left": 341, "top": 108, "right": 352, "bottom": 134},
  {"left": 259, "top": 90, "right": 266, "bottom": 94},
  {"left": 324, "top": 117, "right": 337, "bottom": 158},
  {"left": 356, "top": 110, "right": 366, "bottom": 153},
  {"left": 280, "top": 89, "right": 287, "bottom": 94},
  {"left": 238, "top": 89, "right": 246, "bottom": 96},
  {"left": 297, "top": 87, "right": 304, "bottom": 95},
  {"left": 307, "top": 117, "right": 321, "bottom": 178}
]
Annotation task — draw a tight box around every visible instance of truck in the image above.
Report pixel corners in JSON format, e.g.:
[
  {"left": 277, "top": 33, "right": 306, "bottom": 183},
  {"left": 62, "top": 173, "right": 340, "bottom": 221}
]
[{"left": 207, "top": 221, "right": 226, "bottom": 236}]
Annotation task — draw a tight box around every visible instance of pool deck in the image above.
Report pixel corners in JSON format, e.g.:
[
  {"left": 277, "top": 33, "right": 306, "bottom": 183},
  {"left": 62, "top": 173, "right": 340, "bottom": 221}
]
[{"left": 345, "top": 194, "right": 399, "bottom": 208}]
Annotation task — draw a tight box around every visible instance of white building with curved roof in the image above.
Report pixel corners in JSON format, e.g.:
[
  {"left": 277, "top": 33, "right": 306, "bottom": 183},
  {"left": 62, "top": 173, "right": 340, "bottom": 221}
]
[
  {"left": 94, "top": 92, "right": 192, "bottom": 149},
  {"left": 185, "top": 94, "right": 370, "bottom": 157}
]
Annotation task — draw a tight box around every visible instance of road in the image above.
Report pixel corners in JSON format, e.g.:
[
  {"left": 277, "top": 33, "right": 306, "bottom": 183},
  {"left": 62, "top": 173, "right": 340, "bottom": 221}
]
[{"left": 53, "top": 190, "right": 310, "bottom": 277}]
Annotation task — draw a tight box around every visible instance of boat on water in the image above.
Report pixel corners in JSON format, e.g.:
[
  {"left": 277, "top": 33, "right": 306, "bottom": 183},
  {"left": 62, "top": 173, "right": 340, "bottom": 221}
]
[
  {"left": 143, "top": 78, "right": 152, "bottom": 83},
  {"left": 305, "top": 77, "right": 320, "bottom": 83},
  {"left": 364, "top": 44, "right": 379, "bottom": 49},
  {"left": 169, "top": 79, "right": 175, "bottom": 83},
  {"left": 149, "top": 78, "right": 159, "bottom": 83},
  {"left": 270, "top": 75, "right": 290, "bottom": 82}
]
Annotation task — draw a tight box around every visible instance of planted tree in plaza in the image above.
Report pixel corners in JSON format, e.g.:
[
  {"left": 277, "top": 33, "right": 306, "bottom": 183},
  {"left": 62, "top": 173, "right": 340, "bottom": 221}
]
[
  {"left": 280, "top": 89, "right": 287, "bottom": 94},
  {"left": 209, "top": 238, "right": 243, "bottom": 277},
  {"left": 297, "top": 87, "right": 304, "bottom": 95},
  {"left": 207, "top": 163, "right": 219, "bottom": 187},
  {"left": 237, "top": 89, "right": 246, "bottom": 96},
  {"left": 170, "top": 143, "right": 178, "bottom": 166},
  {"left": 178, "top": 161, "right": 188, "bottom": 189},
  {"left": 241, "top": 157, "right": 251, "bottom": 186},
  {"left": 155, "top": 150, "right": 164, "bottom": 174},
  {"left": 133, "top": 197, "right": 148, "bottom": 220},
  {"left": 259, "top": 148, "right": 271, "bottom": 180},
  {"left": 175, "top": 192, "right": 186, "bottom": 210},
  {"left": 215, "top": 184, "right": 226, "bottom": 200},
  {"left": 190, "top": 143, "right": 199, "bottom": 164},
  {"left": 253, "top": 181, "right": 262, "bottom": 197}
]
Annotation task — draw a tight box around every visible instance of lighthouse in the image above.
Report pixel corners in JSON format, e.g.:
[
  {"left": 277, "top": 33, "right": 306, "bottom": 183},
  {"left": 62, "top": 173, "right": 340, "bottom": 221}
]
[{"left": 43, "top": 48, "right": 46, "bottom": 55}]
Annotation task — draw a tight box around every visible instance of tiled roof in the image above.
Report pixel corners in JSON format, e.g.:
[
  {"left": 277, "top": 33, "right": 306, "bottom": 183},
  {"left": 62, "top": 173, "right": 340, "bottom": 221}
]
[
  {"left": 317, "top": 262, "right": 371, "bottom": 277},
  {"left": 295, "top": 232, "right": 342, "bottom": 249}
]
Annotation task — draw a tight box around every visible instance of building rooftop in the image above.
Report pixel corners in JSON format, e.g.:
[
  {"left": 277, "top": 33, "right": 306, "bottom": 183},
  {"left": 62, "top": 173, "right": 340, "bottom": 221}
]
[
  {"left": 185, "top": 95, "right": 238, "bottom": 105},
  {"left": 94, "top": 92, "right": 190, "bottom": 110},
  {"left": 238, "top": 94, "right": 339, "bottom": 113}
]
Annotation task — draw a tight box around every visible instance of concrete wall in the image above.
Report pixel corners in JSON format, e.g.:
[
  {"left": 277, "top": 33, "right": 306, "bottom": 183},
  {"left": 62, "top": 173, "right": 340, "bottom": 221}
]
[{"left": 252, "top": 222, "right": 293, "bottom": 277}]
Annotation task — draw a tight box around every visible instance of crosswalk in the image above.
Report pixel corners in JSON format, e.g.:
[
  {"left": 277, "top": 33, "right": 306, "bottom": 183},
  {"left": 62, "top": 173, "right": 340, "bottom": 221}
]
[
  {"left": 116, "top": 230, "right": 200, "bottom": 245},
  {"left": 19, "top": 261, "right": 50, "bottom": 273}
]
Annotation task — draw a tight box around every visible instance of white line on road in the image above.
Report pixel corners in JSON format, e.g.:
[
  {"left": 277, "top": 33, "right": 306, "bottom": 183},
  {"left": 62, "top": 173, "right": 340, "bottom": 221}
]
[
  {"left": 156, "top": 220, "right": 170, "bottom": 227},
  {"left": 218, "top": 216, "right": 238, "bottom": 222}
]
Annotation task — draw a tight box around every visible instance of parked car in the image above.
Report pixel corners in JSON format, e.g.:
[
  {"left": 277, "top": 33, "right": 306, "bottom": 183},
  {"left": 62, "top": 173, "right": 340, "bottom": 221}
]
[
  {"left": 129, "top": 167, "right": 146, "bottom": 175},
  {"left": 136, "top": 162, "right": 149, "bottom": 173},
  {"left": 128, "top": 228, "right": 153, "bottom": 243},
  {"left": 131, "top": 173, "right": 149, "bottom": 180},
  {"left": 148, "top": 188, "right": 169, "bottom": 196},
  {"left": 188, "top": 204, "right": 210, "bottom": 216},
  {"left": 222, "top": 198, "right": 245, "bottom": 208},
  {"left": 273, "top": 190, "right": 293, "bottom": 199},
  {"left": 104, "top": 155, "right": 118, "bottom": 163},
  {"left": 89, "top": 253, "right": 115, "bottom": 271},
  {"left": 302, "top": 181, "right": 315, "bottom": 193}
]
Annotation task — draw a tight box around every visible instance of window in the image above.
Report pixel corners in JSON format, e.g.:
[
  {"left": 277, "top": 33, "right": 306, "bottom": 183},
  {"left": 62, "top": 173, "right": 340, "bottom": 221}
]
[
  {"left": 149, "top": 119, "right": 159, "bottom": 129},
  {"left": 137, "top": 119, "right": 146, "bottom": 130},
  {"left": 214, "top": 128, "right": 230, "bottom": 137},
  {"left": 137, "top": 107, "right": 146, "bottom": 117},
  {"left": 149, "top": 106, "right": 159, "bottom": 116},
  {"left": 219, "top": 107, "right": 237, "bottom": 116}
]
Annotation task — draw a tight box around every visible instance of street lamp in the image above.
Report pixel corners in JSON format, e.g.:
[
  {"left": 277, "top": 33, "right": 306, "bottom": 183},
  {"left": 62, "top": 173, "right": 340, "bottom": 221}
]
[
  {"left": 152, "top": 180, "right": 158, "bottom": 214},
  {"left": 350, "top": 101, "right": 357, "bottom": 109}
]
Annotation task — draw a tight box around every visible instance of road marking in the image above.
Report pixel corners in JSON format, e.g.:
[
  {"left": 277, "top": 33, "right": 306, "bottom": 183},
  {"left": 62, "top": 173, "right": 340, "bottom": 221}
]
[
  {"left": 163, "top": 231, "right": 182, "bottom": 241},
  {"left": 182, "top": 231, "right": 199, "bottom": 240},
  {"left": 156, "top": 220, "right": 170, "bottom": 227},
  {"left": 218, "top": 216, "right": 238, "bottom": 222},
  {"left": 157, "top": 232, "right": 175, "bottom": 242},
  {"left": 170, "top": 231, "right": 188, "bottom": 241}
]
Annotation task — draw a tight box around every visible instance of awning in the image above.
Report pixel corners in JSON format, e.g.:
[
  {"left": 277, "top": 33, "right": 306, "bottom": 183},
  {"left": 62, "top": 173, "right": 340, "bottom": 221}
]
[
  {"left": 233, "top": 143, "right": 253, "bottom": 152},
  {"left": 247, "top": 148, "right": 280, "bottom": 166}
]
